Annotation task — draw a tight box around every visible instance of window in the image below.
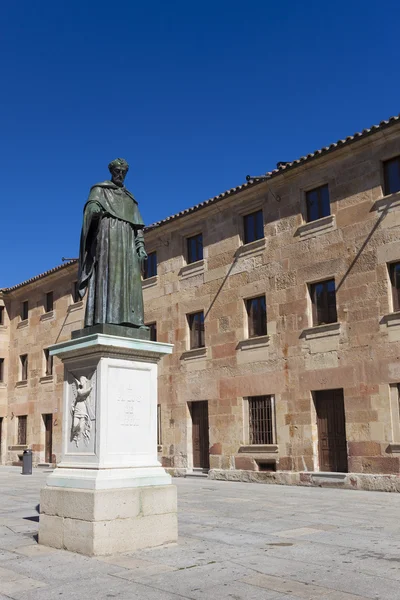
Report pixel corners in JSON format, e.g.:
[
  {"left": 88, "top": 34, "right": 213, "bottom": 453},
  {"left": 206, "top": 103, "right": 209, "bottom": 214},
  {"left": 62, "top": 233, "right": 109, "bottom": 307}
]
[
  {"left": 383, "top": 156, "right": 400, "bottom": 196},
  {"left": 188, "top": 311, "right": 205, "bottom": 349},
  {"left": 157, "top": 404, "right": 162, "bottom": 445},
  {"left": 187, "top": 233, "right": 203, "bottom": 264},
  {"left": 143, "top": 251, "right": 157, "bottom": 279},
  {"left": 20, "top": 354, "right": 28, "bottom": 381},
  {"left": 0, "top": 306, "right": 4, "bottom": 325},
  {"left": 18, "top": 415, "right": 27, "bottom": 445},
  {"left": 72, "top": 281, "right": 80, "bottom": 303},
  {"left": 306, "top": 184, "right": 330, "bottom": 222},
  {"left": 246, "top": 296, "right": 267, "bottom": 338},
  {"left": 248, "top": 396, "right": 275, "bottom": 444},
  {"left": 310, "top": 279, "right": 337, "bottom": 326},
  {"left": 389, "top": 262, "right": 400, "bottom": 312},
  {"left": 45, "top": 291, "right": 53, "bottom": 313},
  {"left": 0, "top": 358, "right": 4, "bottom": 382},
  {"left": 44, "top": 349, "right": 53, "bottom": 376},
  {"left": 21, "top": 301, "right": 28, "bottom": 321},
  {"left": 243, "top": 210, "right": 264, "bottom": 244},
  {"left": 147, "top": 322, "right": 157, "bottom": 342}
]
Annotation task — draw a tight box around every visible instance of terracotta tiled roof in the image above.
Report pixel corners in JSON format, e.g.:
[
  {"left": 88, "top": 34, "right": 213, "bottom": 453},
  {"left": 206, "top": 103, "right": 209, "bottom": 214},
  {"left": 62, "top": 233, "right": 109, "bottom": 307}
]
[
  {"left": 1, "top": 259, "right": 78, "bottom": 293},
  {"left": 3, "top": 114, "right": 400, "bottom": 290},
  {"left": 145, "top": 114, "right": 400, "bottom": 232}
]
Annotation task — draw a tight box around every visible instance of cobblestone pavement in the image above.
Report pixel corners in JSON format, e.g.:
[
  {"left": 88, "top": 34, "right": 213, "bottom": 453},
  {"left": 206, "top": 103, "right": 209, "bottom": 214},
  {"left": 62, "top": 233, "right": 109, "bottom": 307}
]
[{"left": 0, "top": 466, "right": 399, "bottom": 599}]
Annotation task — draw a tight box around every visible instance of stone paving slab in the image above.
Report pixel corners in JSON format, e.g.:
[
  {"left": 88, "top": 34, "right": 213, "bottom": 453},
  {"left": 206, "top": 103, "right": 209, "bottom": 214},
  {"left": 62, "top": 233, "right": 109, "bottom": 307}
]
[{"left": 1, "top": 466, "right": 400, "bottom": 599}]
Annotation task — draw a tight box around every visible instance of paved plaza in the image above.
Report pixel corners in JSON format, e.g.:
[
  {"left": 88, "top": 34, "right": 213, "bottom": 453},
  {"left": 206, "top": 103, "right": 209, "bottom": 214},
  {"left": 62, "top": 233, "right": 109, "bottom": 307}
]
[{"left": 0, "top": 467, "right": 399, "bottom": 599}]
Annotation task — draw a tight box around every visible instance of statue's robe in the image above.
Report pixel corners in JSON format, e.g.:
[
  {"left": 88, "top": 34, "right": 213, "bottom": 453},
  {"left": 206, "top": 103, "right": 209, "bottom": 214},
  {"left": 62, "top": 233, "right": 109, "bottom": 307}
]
[{"left": 77, "top": 181, "right": 146, "bottom": 328}]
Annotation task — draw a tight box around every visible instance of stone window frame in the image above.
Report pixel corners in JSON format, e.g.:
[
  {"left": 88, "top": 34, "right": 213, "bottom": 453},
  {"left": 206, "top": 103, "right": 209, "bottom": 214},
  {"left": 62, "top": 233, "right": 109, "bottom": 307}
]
[
  {"left": 308, "top": 278, "right": 338, "bottom": 327},
  {"left": 187, "top": 310, "right": 205, "bottom": 350},
  {"left": 17, "top": 415, "right": 27, "bottom": 446},
  {"left": 145, "top": 321, "right": 157, "bottom": 342},
  {"left": 388, "top": 261, "right": 400, "bottom": 313},
  {"left": 305, "top": 183, "right": 331, "bottom": 223},
  {"left": 19, "top": 354, "right": 28, "bottom": 382},
  {"left": 297, "top": 178, "right": 336, "bottom": 236},
  {"left": 143, "top": 251, "right": 158, "bottom": 280},
  {"left": 0, "top": 357, "right": 4, "bottom": 383},
  {"left": 243, "top": 395, "right": 277, "bottom": 446},
  {"left": 0, "top": 305, "right": 5, "bottom": 326},
  {"left": 21, "top": 300, "right": 29, "bottom": 322},
  {"left": 382, "top": 154, "right": 400, "bottom": 197},
  {"left": 245, "top": 295, "right": 268, "bottom": 338},
  {"left": 177, "top": 225, "right": 205, "bottom": 279},
  {"left": 186, "top": 232, "right": 204, "bottom": 265},
  {"left": 44, "top": 291, "right": 54, "bottom": 313},
  {"left": 43, "top": 348, "right": 53, "bottom": 377}
]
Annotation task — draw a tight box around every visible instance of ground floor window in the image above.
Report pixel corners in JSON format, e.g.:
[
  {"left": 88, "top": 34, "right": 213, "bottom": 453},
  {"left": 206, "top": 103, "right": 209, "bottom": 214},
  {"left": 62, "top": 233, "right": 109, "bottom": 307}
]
[{"left": 248, "top": 395, "right": 275, "bottom": 444}]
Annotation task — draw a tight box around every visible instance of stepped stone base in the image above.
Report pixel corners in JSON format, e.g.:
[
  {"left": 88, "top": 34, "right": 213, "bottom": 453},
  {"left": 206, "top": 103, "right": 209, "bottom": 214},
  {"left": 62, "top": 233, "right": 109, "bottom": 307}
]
[{"left": 39, "top": 484, "right": 177, "bottom": 556}]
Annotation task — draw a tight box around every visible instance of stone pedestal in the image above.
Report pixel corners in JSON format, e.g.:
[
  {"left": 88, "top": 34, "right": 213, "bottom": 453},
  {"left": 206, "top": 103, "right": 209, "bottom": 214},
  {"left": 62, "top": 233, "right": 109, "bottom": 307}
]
[{"left": 38, "top": 333, "right": 177, "bottom": 556}]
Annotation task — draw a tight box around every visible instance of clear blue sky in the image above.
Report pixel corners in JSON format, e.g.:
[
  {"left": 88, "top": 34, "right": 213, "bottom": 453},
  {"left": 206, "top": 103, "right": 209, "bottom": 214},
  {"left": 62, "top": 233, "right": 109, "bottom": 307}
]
[{"left": 2, "top": 1, "right": 400, "bottom": 287}]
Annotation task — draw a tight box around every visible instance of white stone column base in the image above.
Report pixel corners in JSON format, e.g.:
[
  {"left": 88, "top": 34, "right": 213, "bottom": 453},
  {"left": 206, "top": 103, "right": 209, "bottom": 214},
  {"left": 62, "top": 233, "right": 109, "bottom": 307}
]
[{"left": 39, "top": 484, "right": 178, "bottom": 556}]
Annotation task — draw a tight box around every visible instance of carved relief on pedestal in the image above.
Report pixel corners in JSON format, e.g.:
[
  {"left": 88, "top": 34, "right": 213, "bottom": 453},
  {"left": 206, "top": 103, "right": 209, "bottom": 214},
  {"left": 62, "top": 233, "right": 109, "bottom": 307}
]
[{"left": 70, "top": 372, "right": 96, "bottom": 448}]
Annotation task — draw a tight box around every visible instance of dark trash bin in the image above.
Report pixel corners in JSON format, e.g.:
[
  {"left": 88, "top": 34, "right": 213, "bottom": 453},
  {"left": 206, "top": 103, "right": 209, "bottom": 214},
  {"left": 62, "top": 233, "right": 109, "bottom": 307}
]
[{"left": 22, "top": 449, "right": 32, "bottom": 475}]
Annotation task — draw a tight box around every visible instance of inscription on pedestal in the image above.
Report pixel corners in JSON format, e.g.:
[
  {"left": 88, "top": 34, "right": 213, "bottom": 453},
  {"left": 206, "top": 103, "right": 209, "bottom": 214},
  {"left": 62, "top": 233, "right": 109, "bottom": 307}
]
[
  {"left": 108, "top": 364, "right": 152, "bottom": 456},
  {"left": 116, "top": 386, "right": 141, "bottom": 427}
]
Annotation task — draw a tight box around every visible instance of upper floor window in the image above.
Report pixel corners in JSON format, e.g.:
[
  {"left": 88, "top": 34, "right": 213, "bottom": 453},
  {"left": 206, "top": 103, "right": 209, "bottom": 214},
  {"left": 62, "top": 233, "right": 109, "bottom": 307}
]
[
  {"left": 143, "top": 251, "right": 157, "bottom": 279},
  {"left": 72, "top": 281, "right": 80, "bottom": 303},
  {"left": 248, "top": 395, "right": 275, "bottom": 444},
  {"left": 0, "top": 358, "right": 4, "bottom": 383},
  {"left": 383, "top": 156, "right": 400, "bottom": 196},
  {"left": 187, "top": 233, "right": 203, "bottom": 264},
  {"left": 188, "top": 311, "right": 205, "bottom": 349},
  {"left": 44, "top": 348, "right": 53, "bottom": 376},
  {"left": 0, "top": 306, "right": 4, "bottom": 325},
  {"left": 246, "top": 296, "right": 267, "bottom": 338},
  {"left": 21, "top": 301, "right": 29, "bottom": 321},
  {"left": 309, "top": 279, "right": 337, "bottom": 326},
  {"left": 389, "top": 262, "right": 400, "bottom": 312},
  {"left": 20, "top": 354, "right": 28, "bottom": 381},
  {"left": 45, "top": 291, "right": 54, "bottom": 313},
  {"left": 147, "top": 322, "right": 157, "bottom": 342},
  {"left": 306, "top": 184, "right": 330, "bottom": 222},
  {"left": 243, "top": 210, "right": 264, "bottom": 244}
]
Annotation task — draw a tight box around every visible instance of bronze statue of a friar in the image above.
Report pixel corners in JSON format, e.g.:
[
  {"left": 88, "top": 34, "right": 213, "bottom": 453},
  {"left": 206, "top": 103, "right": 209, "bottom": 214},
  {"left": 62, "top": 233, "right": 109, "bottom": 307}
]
[{"left": 76, "top": 158, "right": 149, "bottom": 338}]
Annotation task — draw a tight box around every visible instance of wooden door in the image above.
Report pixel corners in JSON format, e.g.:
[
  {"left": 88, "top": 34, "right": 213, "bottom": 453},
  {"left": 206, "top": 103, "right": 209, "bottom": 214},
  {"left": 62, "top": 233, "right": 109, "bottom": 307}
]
[
  {"left": 316, "top": 389, "right": 348, "bottom": 473},
  {"left": 44, "top": 414, "right": 53, "bottom": 463},
  {"left": 191, "top": 401, "right": 210, "bottom": 470}
]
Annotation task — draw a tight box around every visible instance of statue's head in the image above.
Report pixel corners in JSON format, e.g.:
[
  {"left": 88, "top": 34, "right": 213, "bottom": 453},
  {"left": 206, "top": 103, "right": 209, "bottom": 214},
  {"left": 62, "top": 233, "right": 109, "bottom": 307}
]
[{"left": 108, "top": 158, "right": 129, "bottom": 187}]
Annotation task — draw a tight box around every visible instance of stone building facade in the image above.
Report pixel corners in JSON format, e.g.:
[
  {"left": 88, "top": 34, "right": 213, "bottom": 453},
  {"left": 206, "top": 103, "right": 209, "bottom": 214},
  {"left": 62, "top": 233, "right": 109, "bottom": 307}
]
[{"left": 2, "top": 115, "right": 400, "bottom": 487}]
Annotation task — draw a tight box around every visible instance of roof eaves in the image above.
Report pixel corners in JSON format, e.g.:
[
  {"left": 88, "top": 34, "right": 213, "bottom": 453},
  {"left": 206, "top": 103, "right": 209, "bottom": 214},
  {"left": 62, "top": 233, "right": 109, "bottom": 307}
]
[
  {"left": 145, "top": 114, "right": 400, "bottom": 232},
  {"left": 2, "top": 259, "right": 78, "bottom": 293}
]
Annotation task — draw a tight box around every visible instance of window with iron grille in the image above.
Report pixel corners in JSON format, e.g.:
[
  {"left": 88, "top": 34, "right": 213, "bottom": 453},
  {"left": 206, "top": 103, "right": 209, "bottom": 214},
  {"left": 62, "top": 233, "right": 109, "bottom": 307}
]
[
  {"left": 18, "top": 415, "right": 27, "bottom": 445},
  {"left": 146, "top": 322, "right": 157, "bottom": 342},
  {"left": 188, "top": 311, "right": 205, "bottom": 349},
  {"left": 0, "top": 358, "right": 4, "bottom": 383},
  {"left": 389, "top": 262, "right": 400, "bottom": 312},
  {"left": 187, "top": 233, "right": 203, "bottom": 264},
  {"left": 157, "top": 404, "right": 162, "bottom": 445},
  {"left": 383, "top": 156, "right": 400, "bottom": 196},
  {"left": 143, "top": 251, "right": 157, "bottom": 279},
  {"left": 243, "top": 210, "right": 264, "bottom": 244},
  {"left": 44, "top": 349, "right": 53, "bottom": 376},
  {"left": 21, "top": 301, "right": 29, "bottom": 321},
  {"left": 45, "top": 291, "right": 54, "bottom": 313},
  {"left": 0, "top": 306, "right": 4, "bottom": 325},
  {"left": 20, "top": 354, "right": 28, "bottom": 381},
  {"left": 309, "top": 279, "right": 337, "bottom": 326},
  {"left": 246, "top": 296, "right": 267, "bottom": 337},
  {"left": 305, "top": 184, "right": 330, "bottom": 222},
  {"left": 248, "top": 396, "right": 275, "bottom": 444}
]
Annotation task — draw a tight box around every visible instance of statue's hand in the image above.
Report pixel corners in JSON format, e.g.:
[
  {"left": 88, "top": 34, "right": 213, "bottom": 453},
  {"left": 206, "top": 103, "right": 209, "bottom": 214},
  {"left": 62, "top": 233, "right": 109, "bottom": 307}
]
[{"left": 138, "top": 247, "right": 148, "bottom": 269}]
